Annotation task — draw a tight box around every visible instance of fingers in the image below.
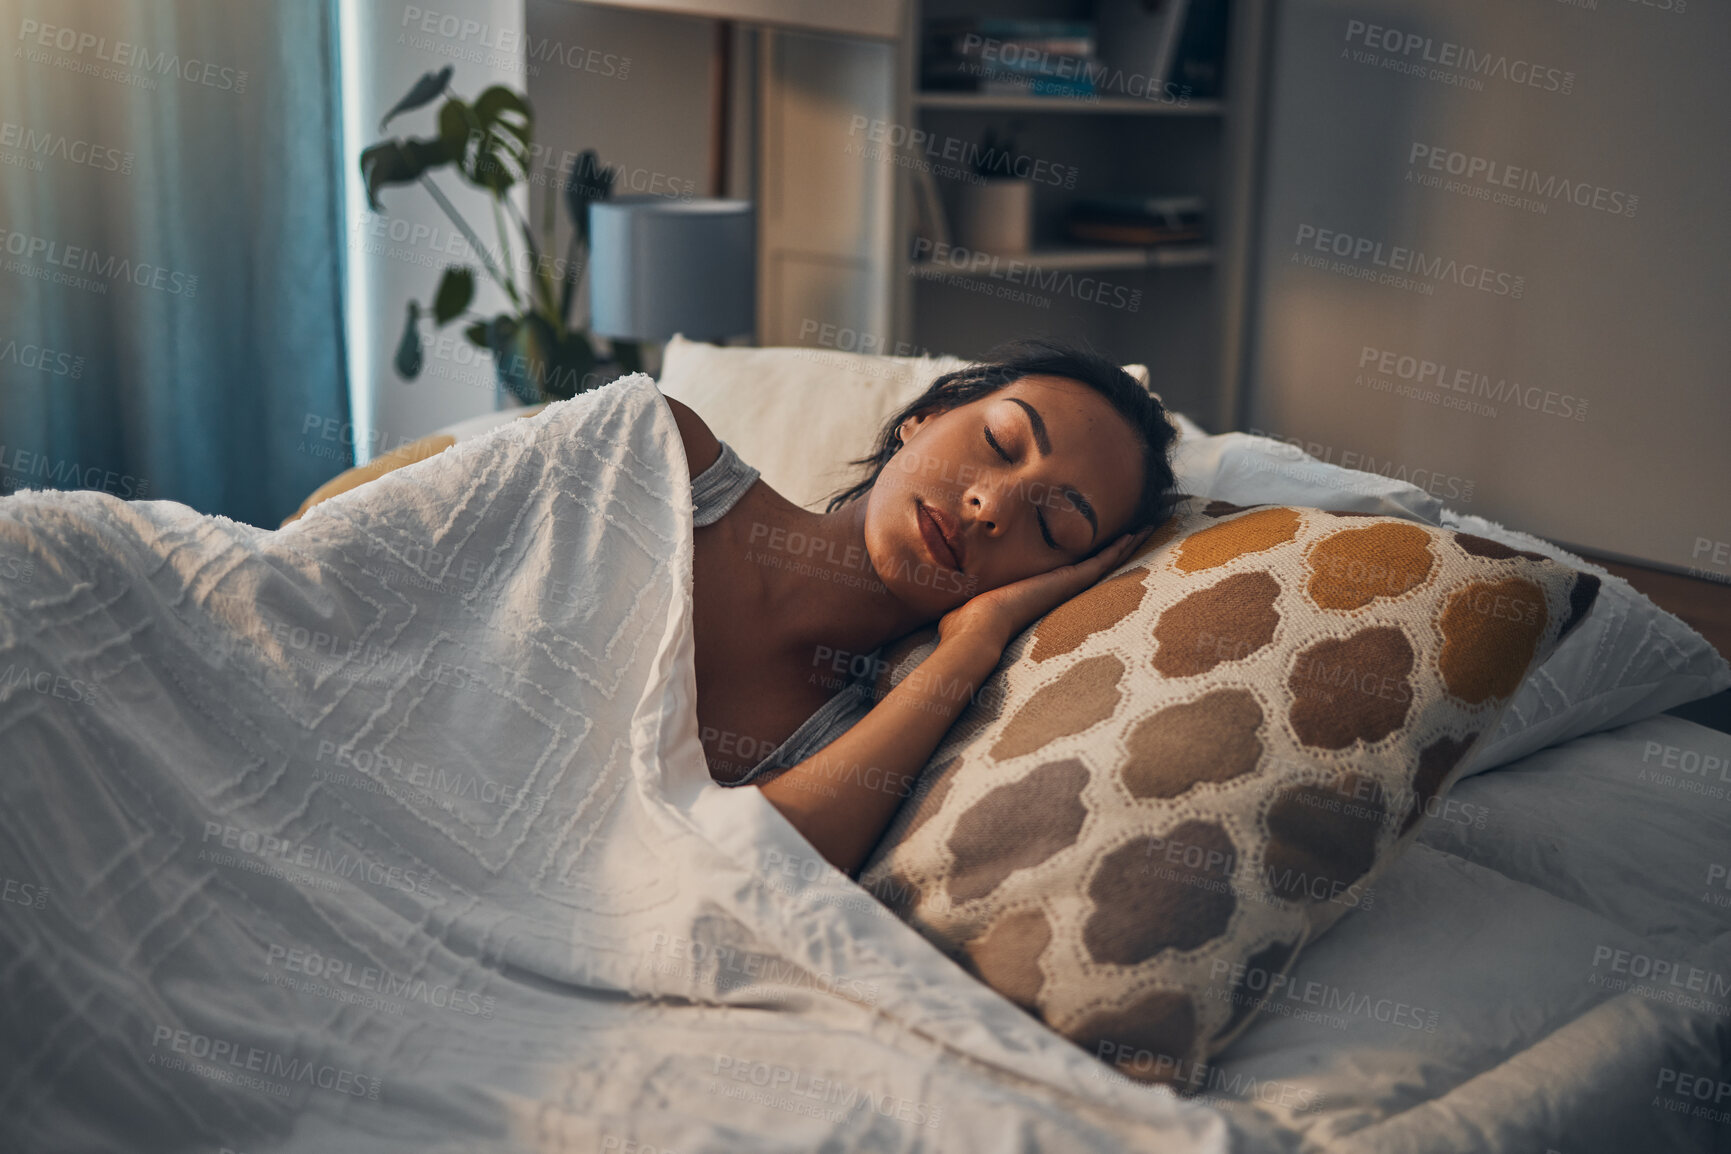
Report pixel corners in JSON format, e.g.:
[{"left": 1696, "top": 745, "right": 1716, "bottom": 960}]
[
  {"left": 1075, "top": 535, "right": 1136, "bottom": 578},
  {"left": 1111, "top": 529, "right": 1146, "bottom": 558},
  {"left": 1086, "top": 534, "right": 1133, "bottom": 565},
  {"left": 1063, "top": 528, "right": 1153, "bottom": 583},
  {"left": 1084, "top": 528, "right": 1153, "bottom": 576},
  {"left": 1121, "top": 526, "right": 1158, "bottom": 557}
]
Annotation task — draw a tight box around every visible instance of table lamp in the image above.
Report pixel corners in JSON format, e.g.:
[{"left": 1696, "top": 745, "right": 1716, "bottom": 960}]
[{"left": 588, "top": 197, "right": 756, "bottom": 343}]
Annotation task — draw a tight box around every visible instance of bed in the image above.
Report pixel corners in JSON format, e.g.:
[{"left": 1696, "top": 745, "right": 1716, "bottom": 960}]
[{"left": 2, "top": 339, "right": 1726, "bottom": 1153}]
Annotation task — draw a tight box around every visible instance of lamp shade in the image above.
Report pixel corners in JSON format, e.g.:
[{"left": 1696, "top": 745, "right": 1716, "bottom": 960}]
[
  {"left": 571, "top": 0, "right": 904, "bottom": 41},
  {"left": 588, "top": 197, "right": 755, "bottom": 343}
]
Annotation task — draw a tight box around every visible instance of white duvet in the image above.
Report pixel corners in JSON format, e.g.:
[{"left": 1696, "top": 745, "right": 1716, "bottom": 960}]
[
  {"left": 1, "top": 372, "right": 1725, "bottom": 1153},
  {"left": 0, "top": 375, "right": 1235, "bottom": 1153}
]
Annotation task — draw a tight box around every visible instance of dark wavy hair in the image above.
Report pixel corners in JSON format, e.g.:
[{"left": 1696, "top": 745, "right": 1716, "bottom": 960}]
[{"left": 822, "top": 338, "right": 1181, "bottom": 542}]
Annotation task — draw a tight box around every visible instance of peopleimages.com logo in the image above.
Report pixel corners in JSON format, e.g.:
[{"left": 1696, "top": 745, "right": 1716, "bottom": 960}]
[
  {"left": 0, "top": 338, "right": 83, "bottom": 379},
  {"left": 846, "top": 116, "right": 1079, "bottom": 188},
  {"left": 0, "top": 121, "right": 133, "bottom": 175},
  {"left": 0, "top": 227, "right": 198, "bottom": 297},
  {"left": 1354, "top": 345, "right": 1586, "bottom": 421},
  {"left": 1407, "top": 142, "right": 1637, "bottom": 218},
  {"left": 16, "top": 19, "right": 248, "bottom": 92},
  {"left": 397, "top": 6, "right": 631, "bottom": 79},
  {"left": 0, "top": 443, "right": 149, "bottom": 498},
  {"left": 1341, "top": 19, "right": 1574, "bottom": 95},
  {"left": 265, "top": 942, "right": 496, "bottom": 1018},
  {"left": 198, "top": 822, "right": 435, "bottom": 897},
  {"left": 1292, "top": 224, "right": 1525, "bottom": 299},
  {"left": 149, "top": 1025, "right": 379, "bottom": 1100}
]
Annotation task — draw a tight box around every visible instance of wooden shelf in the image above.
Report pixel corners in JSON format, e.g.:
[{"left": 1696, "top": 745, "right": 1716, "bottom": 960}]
[
  {"left": 910, "top": 245, "right": 1215, "bottom": 279},
  {"left": 916, "top": 91, "right": 1225, "bottom": 116},
  {"left": 884, "top": 0, "right": 1263, "bottom": 433}
]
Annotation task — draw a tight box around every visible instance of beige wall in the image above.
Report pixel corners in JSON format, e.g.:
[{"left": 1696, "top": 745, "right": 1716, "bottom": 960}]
[
  {"left": 1245, "top": 0, "right": 1731, "bottom": 576},
  {"left": 525, "top": 0, "right": 729, "bottom": 365}
]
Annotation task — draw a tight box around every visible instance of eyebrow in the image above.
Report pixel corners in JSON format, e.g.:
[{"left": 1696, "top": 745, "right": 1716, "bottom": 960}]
[{"left": 1006, "top": 396, "right": 1098, "bottom": 545}]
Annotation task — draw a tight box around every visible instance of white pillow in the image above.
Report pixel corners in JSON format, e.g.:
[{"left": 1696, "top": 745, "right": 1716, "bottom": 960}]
[
  {"left": 1168, "top": 410, "right": 1211, "bottom": 442},
  {"left": 656, "top": 336, "right": 974, "bottom": 511},
  {"left": 1164, "top": 431, "right": 1730, "bottom": 775},
  {"left": 1171, "top": 431, "right": 1447, "bottom": 523}
]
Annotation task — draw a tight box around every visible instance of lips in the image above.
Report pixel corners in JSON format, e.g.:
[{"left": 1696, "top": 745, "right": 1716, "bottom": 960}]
[{"left": 917, "top": 501, "right": 965, "bottom": 571}]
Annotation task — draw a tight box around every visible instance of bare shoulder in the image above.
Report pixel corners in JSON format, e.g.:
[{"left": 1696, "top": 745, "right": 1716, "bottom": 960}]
[{"left": 662, "top": 391, "right": 721, "bottom": 479}]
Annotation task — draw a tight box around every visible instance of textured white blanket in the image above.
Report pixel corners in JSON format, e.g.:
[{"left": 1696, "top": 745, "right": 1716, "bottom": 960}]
[{"left": 0, "top": 375, "right": 1234, "bottom": 1153}]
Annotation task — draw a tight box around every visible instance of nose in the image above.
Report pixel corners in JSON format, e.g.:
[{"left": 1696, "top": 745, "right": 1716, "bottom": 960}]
[{"left": 963, "top": 466, "right": 1016, "bottom": 535}]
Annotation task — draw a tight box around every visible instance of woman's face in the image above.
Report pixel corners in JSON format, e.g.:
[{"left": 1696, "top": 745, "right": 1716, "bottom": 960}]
[{"left": 863, "top": 374, "right": 1146, "bottom": 616}]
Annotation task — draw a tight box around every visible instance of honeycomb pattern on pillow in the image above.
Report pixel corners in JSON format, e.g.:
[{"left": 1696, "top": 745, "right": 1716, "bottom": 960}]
[{"left": 856, "top": 498, "right": 1600, "bottom": 1089}]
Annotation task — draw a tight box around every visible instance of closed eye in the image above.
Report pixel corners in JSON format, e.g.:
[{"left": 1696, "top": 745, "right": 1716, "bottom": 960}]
[
  {"left": 983, "top": 424, "right": 1011, "bottom": 462},
  {"left": 985, "top": 424, "right": 1062, "bottom": 551}
]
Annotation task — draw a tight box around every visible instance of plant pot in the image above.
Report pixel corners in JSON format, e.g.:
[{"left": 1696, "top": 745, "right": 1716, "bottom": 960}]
[
  {"left": 492, "top": 321, "right": 603, "bottom": 407},
  {"left": 952, "top": 178, "right": 1034, "bottom": 254}
]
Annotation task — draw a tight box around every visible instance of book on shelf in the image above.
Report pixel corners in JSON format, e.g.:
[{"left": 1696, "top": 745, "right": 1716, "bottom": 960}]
[
  {"left": 921, "top": 15, "right": 1100, "bottom": 97},
  {"left": 1065, "top": 194, "right": 1208, "bottom": 247},
  {"left": 1066, "top": 220, "right": 1205, "bottom": 246},
  {"left": 924, "top": 17, "right": 1094, "bottom": 42},
  {"left": 1169, "top": 0, "right": 1230, "bottom": 100},
  {"left": 924, "top": 57, "right": 1099, "bottom": 98},
  {"left": 1093, "top": 0, "right": 1231, "bottom": 102},
  {"left": 924, "top": 29, "right": 1094, "bottom": 59},
  {"left": 1096, "top": 0, "right": 1187, "bottom": 99}
]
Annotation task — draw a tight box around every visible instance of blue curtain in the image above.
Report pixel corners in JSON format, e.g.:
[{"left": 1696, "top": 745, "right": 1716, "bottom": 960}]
[{"left": 0, "top": 0, "right": 350, "bottom": 527}]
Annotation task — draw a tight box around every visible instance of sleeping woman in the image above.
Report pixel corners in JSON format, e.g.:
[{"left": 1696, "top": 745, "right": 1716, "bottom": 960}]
[{"left": 665, "top": 339, "right": 1180, "bottom": 878}]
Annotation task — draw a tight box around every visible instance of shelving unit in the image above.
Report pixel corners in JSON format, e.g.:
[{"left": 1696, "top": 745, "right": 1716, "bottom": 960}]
[
  {"left": 884, "top": 0, "right": 1270, "bottom": 431},
  {"left": 914, "top": 92, "right": 1224, "bottom": 116},
  {"left": 912, "top": 243, "right": 1215, "bottom": 276}
]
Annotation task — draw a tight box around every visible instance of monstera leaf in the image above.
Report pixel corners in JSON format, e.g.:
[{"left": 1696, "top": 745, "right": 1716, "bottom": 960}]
[
  {"left": 439, "top": 87, "right": 533, "bottom": 197},
  {"left": 379, "top": 65, "right": 453, "bottom": 130},
  {"left": 394, "top": 301, "right": 424, "bottom": 379},
  {"left": 359, "top": 135, "right": 461, "bottom": 211},
  {"left": 432, "top": 267, "right": 474, "bottom": 325},
  {"left": 474, "top": 86, "right": 531, "bottom": 158}
]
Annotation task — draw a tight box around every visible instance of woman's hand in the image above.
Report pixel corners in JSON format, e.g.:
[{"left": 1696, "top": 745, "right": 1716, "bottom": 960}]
[{"left": 937, "top": 525, "right": 1157, "bottom": 654}]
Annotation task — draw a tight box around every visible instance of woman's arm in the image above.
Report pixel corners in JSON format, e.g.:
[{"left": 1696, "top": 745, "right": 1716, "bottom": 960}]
[
  {"left": 757, "top": 525, "right": 1156, "bottom": 878},
  {"left": 756, "top": 632, "right": 1002, "bottom": 878}
]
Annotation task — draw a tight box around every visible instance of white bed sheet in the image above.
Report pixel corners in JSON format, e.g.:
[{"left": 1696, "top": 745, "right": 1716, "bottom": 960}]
[{"left": 1206, "top": 713, "right": 1731, "bottom": 1153}]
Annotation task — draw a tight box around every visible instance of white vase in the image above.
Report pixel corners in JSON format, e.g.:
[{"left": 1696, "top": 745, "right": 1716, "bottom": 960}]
[{"left": 952, "top": 178, "right": 1034, "bottom": 254}]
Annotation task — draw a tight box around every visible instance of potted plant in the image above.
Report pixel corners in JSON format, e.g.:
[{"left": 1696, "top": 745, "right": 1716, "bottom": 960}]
[{"left": 359, "top": 65, "right": 641, "bottom": 405}]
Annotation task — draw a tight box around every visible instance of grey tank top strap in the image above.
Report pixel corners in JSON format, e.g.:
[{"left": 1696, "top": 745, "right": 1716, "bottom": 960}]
[
  {"left": 718, "top": 656, "right": 882, "bottom": 788},
  {"left": 691, "top": 439, "right": 761, "bottom": 528}
]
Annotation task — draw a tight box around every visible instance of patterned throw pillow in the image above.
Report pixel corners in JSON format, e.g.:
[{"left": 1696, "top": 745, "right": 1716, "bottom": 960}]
[{"left": 855, "top": 497, "right": 1600, "bottom": 1089}]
